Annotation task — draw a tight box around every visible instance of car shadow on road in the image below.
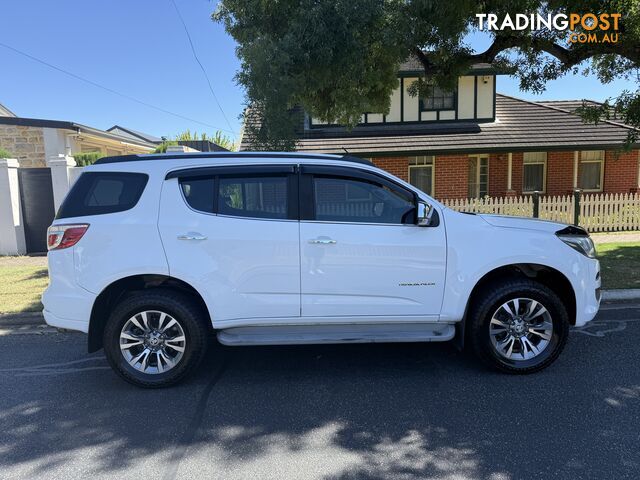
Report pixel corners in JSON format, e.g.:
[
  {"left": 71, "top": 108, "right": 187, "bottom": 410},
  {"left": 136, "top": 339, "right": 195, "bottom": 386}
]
[{"left": 0, "top": 329, "right": 638, "bottom": 479}]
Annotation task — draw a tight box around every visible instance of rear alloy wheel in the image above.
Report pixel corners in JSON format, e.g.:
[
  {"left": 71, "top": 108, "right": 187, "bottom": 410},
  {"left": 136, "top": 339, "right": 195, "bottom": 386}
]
[
  {"left": 119, "top": 310, "right": 187, "bottom": 375},
  {"left": 104, "top": 289, "right": 208, "bottom": 388},
  {"left": 468, "top": 279, "right": 569, "bottom": 374}
]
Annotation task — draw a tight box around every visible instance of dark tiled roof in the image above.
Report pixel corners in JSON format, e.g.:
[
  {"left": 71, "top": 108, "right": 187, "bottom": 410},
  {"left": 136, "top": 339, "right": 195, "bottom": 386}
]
[
  {"left": 107, "top": 125, "right": 163, "bottom": 144},
  {"left": 280, "top": 95, "right": 638, "bottom": 155}
]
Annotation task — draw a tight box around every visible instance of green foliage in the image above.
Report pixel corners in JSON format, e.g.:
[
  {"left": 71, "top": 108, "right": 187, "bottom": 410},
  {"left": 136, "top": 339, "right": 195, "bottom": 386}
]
[
  {"left": 72, "top": 151, "right": 104, "bottom": 167},
  {"left": 154, "top": 141, "right": 178, "bottom": 153},
  {"left": 0, "top": 147, "right": 13, "bottom": 158},
  {"left": 214, "top": 0, "right": 640, "bottom": 150},
  {"left": 172, "top": 130, "right": 237, "bottom": 151}
]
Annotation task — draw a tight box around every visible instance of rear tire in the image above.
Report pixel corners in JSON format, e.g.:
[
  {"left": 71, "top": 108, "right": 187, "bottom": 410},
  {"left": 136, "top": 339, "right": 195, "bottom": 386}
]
[
  {"left": 103, "top": 289, "right": 209, "bottom": 388},
  {"left": 468, "top": 278, "right": 569, "bottom": 374}
]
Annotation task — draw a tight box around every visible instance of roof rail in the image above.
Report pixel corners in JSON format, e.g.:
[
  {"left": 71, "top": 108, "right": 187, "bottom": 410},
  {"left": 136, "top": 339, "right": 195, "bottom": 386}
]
[{"left": 93, "top": 151, "right": 374, "bottom": 166}]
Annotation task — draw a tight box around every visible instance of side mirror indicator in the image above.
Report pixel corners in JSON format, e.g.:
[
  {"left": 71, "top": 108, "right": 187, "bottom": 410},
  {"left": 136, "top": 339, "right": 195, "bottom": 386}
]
[{"left": 417, "top": 201, "right": 432, "bottom": 227}]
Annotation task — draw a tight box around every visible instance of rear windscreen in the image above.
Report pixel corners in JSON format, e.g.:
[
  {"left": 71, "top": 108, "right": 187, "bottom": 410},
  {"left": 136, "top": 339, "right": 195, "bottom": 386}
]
[{"left": 56, "top": 172, "right": 148, "bottom": 219}]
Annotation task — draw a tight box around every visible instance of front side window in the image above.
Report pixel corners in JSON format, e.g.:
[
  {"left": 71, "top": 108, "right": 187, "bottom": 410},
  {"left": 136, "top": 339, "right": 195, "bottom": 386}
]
[
  {"left": 313, "top": 176, "right": 415, "bottom": 224},
  {"left": 420, "top": 85, "right": 455, "bottom": 111},
  {"left": 523, "top": 152, "right": 547, "bottom": 193},
  {"left": 218, "top": 175, "right": 288, "bottom": 219},
  {"left": 579, "top": 151, "right": 604, "bottom": 191},
  {"left": 468, "top": 156, "right": 488, "bottom": 199},
  {"left": 408, "top": 156, "right": 434, "bottom": 196}
]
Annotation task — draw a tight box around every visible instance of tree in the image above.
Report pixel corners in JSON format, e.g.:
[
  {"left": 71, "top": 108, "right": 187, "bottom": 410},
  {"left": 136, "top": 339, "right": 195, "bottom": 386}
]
[{"left": 213, "top": 0, "right": 640, "bottom": 150}]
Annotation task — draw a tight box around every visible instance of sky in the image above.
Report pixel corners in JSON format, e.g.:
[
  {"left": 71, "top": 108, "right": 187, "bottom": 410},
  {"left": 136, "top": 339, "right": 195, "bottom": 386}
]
[{"left": 0, "top": 1, "right": 635, "bottom": 143}]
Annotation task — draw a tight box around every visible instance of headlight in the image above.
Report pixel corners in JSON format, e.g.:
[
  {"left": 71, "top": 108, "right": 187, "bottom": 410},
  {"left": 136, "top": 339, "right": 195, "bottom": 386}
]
[{"left": 557, "top": 234, "right": 596, "bottom": 258}]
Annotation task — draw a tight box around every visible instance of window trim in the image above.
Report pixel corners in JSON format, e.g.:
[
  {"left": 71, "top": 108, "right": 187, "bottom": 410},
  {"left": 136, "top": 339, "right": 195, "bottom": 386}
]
[
  {"left": 419, "top": 85, "right": 457, "bottom": 112},
  {"left": 408, "top": 156, "right": 435, "bottom": 197},
  {"left": 579, "top": 150, "right": 605, "bottom": 193},
  {"left": 468, "top": 154, "right": 489, "bottom": 199},
  {"left": 299, "top": 164, "right": 417, "bottom": 225},
  {"left": 522, "top": 152, "right": 548, "bottom": 194}
]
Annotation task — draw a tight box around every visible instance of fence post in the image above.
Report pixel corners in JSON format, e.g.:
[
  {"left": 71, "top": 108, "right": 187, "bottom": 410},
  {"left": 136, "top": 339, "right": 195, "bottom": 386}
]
[
  {"left": 573, "top": 189, "right": 581, "bottom": 226},
  {"left": 0, "top": 158, "right": 27, "bottom": 255},
  {"left": 532, "top": 191, "right": 540, "bottom": 218},
  {"left": 47, "top": 154, "right": 77, "bottom": 212}
]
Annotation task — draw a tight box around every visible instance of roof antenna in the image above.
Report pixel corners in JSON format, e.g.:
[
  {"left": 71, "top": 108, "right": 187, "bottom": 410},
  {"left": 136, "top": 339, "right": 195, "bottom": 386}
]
[{"left": 342, "top": 147, "right": 350, "bottom": 155}]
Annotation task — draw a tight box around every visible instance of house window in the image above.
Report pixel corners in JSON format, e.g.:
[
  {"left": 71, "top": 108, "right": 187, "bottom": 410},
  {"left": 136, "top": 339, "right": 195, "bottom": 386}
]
[
  {"left": 468, "top": 155, "right": 488, "bottom": 198},
  {"left": 420, "top": 85, "right": 455, "bottom": 111},
  {"left": 579, "top": 150, "right": 605, "bottom": 191},
  {"left": 408, "top": 156, "right": 434, "bottom": 196},
  {"left": 523, "top": 152, "right": 547, "bottom": 193}
]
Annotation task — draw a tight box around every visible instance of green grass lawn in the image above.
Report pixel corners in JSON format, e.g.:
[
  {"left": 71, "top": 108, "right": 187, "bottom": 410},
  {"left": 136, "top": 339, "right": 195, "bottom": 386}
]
[
  {"left": 596, "top": 242, "right": 640, "bottom": 290},
  {"left": 0, "top": 243, "right": 639, "bottom": 314},
  {"left": 0, "top": 257, "right": 48, "bottom": 314}
]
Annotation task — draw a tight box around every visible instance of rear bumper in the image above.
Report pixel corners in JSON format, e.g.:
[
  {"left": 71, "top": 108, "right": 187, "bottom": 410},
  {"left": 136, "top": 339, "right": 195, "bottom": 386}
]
[
  {"left": 41, "top": 283, "right": 95, "bottom": 334},
  {"left": 43, "top": 309, "right": 90, "bottom": 333}
]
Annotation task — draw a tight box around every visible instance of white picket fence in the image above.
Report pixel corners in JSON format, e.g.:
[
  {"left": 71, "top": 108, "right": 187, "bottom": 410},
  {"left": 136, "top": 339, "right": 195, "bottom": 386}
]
[{"left": 442, "top": 193, "right": 640, "bottom": 233}]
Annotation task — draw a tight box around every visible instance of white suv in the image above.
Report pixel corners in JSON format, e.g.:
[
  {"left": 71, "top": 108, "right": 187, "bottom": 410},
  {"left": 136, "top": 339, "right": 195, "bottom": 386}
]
[{"left": 43, "top": 153, "right": 601, "bottom": 387}]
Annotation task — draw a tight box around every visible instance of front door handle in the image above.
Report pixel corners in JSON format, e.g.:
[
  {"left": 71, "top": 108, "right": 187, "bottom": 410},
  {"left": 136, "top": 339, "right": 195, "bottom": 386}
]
[
  {"left": 309, "top": 238, "right": 337, "bottom": 245},
  {"left": 177, "top": 233, "right": 207, "bottom": 241}
]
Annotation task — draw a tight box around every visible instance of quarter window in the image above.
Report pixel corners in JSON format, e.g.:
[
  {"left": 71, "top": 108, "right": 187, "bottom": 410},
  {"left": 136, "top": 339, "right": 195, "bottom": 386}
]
[
  {"left": 218, "top": 176, "right": 288, "bottom": 219},
  {"left": 523, "top": 152, "right": 547, "bottom": 193},
  {"left": 313, "top": 176, "right": 415, "bottom": 224},
  {"left": 420, "top": 85, "right": 455, "bottom": 111},
  {"left": 408, "top": 156, "right": 434, "bottom": 196},
  {"left": 579, "top": 151, "right": 604, "bottom": 191}
]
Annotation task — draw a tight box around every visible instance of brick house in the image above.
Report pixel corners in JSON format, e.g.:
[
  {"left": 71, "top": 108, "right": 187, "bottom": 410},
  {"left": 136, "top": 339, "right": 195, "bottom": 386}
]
[{"left": 239, "top": 60, "right": 639, "bottom": 199}]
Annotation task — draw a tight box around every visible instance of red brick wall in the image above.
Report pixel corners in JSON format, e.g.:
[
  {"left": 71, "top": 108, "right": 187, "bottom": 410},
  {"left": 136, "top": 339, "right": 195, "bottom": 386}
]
[
  {"left": 603, "top": 150, "right": 639, "bottom": 193},
  {"left": 545, "top": 151, "right": 575, "bottom": 196},
  {"left": 369, "top": 150, "right": 639, "bottom": 198},
  {"left": 372, "top": 157, "right": 409, "bottom": 182},
  {"left": 434, "top": 154, "right": 469, "bottom": 199}
]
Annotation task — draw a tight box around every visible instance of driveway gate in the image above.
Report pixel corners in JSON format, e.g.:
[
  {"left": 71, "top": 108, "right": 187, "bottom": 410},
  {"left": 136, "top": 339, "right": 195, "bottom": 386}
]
[{"left": 17, "top": 168, "right": 55, "bottom": 253}]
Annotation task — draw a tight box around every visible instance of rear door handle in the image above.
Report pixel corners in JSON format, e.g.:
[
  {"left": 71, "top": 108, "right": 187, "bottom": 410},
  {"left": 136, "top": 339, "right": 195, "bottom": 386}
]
[
  {"left": 177, "top": 233, "right": 207, "bottom": 241},
  {"left": 309, "top": 238, "right": 337, "bottom": 245}
]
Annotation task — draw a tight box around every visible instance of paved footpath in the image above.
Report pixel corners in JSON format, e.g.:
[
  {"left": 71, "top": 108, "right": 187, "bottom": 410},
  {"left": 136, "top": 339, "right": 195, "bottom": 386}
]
[{"left": 1, "top": 303, "right": 639, "bottom": 480}]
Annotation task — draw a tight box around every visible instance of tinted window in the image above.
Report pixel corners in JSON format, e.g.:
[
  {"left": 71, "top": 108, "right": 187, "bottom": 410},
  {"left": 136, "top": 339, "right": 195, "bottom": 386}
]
[
  {"left": 218, "top": 176, "right": 288, "bottom": 219},
  {"left": 56, "top": 172, "right": 148, "bottom": 219},
  {"left": 180, "top": 177, "right": 215, "bottom": 213},
  {"left": 313, "top": 176, "right": 415, "bottom": 224}
]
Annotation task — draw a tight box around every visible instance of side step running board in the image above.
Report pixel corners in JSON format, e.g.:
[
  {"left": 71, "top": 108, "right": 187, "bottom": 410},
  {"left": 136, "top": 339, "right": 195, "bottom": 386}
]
[{"left": 217, "top": 323, "right": 455, "bottom": 346}]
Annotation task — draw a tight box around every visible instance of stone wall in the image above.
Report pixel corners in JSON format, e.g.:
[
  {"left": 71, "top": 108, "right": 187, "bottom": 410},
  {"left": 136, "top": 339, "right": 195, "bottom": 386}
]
[{"left": 0, "top": 125, "right": 46, "bottom": 167}]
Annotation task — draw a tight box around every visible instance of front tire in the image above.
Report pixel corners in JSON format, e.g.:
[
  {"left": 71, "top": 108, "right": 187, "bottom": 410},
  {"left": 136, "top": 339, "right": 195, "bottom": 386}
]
[
  {"left": 103, "top": 289, "right": 209, "bottom": 388},
  {"left": 468, "top": 279, "right": 569, "bottom": 374}
]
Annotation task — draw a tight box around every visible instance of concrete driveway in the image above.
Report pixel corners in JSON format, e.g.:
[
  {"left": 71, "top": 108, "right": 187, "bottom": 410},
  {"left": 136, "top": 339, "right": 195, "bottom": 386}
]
[{"left": 0, "top": 303, "right": 639, "bottom": 480}]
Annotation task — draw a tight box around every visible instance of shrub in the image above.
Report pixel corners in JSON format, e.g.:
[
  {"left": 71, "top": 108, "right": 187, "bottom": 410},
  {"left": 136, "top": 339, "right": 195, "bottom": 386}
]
[
  {"left": 73, "top": 151, "right": 104, "bottom": 166},
  {"left": 0, "top": 147, "right": 13, "bottom": 158}
]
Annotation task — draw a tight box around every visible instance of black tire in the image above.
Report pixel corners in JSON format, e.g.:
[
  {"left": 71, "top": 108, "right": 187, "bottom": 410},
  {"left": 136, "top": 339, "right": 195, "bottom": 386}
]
[
  {"left": 468, "top": 278, "right": 569, "bottom": 374},
  {"left": 103, "top": 289, "right": 209, "bottom": 388}
]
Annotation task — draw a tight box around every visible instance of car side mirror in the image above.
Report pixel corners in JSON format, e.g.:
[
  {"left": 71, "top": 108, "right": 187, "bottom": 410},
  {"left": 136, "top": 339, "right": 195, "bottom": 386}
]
[{"left": 417, "top": 201, "right": 432, "bottom": 227}]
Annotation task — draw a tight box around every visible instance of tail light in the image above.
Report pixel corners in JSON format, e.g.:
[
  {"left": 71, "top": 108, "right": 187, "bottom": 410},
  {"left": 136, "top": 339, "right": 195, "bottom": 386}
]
[{"left": 47, "top": 224, "right": 89, "bottom": 251}]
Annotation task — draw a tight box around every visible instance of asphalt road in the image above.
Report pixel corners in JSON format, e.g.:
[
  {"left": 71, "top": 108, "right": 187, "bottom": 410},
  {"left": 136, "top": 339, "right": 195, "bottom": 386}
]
[{"left": 0, "top": 305, "right": 639, "bottom": 480}]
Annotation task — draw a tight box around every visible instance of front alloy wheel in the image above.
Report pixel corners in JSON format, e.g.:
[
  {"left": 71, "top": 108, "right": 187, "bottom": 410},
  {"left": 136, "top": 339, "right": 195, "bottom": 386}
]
[{"left": 468, "top": 279, "right": 569, "bottom": 374}]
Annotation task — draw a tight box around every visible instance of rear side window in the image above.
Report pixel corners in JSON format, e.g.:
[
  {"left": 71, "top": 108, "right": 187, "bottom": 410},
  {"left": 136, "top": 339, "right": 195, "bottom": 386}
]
[
  {"left": 180, "top": 177, "right": 215, "bottom": 213},
  {"left": 218, "top": 176, "right": 288, "bottom": 219},
  {"left": 56, "top": 172, "right": 148, "bottom": 219}
]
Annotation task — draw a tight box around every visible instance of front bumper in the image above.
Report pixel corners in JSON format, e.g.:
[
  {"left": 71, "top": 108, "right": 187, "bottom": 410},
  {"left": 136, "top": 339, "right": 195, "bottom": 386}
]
[{"left": 574, "top": 258, "right": 601, "bottom": 327}]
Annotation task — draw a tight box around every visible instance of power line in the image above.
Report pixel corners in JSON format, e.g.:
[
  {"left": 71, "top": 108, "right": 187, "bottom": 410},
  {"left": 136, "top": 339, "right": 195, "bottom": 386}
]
[
  {"left": 169, "top": 0, "right": 236, "bottom": 134},
  {"left": 0, "top": 41, "right": 235, "bottom": 134}
]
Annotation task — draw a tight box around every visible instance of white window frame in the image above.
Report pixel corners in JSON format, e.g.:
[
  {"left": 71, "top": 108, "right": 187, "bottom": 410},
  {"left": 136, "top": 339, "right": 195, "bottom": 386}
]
[
  {"left": 468, "top": 154, "right": 489, "bottom": 199},
  {"left": 408, "top": 156, "right": 435, "bottom": 196},
  {"left": 579, "top": 150, "right": 605, "bottom": 192},
  {"left": 522, "top": 152, "right": 547, "bottom": 194}
]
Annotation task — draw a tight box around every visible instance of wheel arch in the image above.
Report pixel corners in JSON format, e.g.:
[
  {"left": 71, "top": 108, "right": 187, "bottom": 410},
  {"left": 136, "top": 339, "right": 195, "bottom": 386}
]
[
  {"left": 455, "top": 263, "right": 576, "bottom": 350},
  {"left": 88, "top": 274, "right": 212, "bottom": 353}
]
